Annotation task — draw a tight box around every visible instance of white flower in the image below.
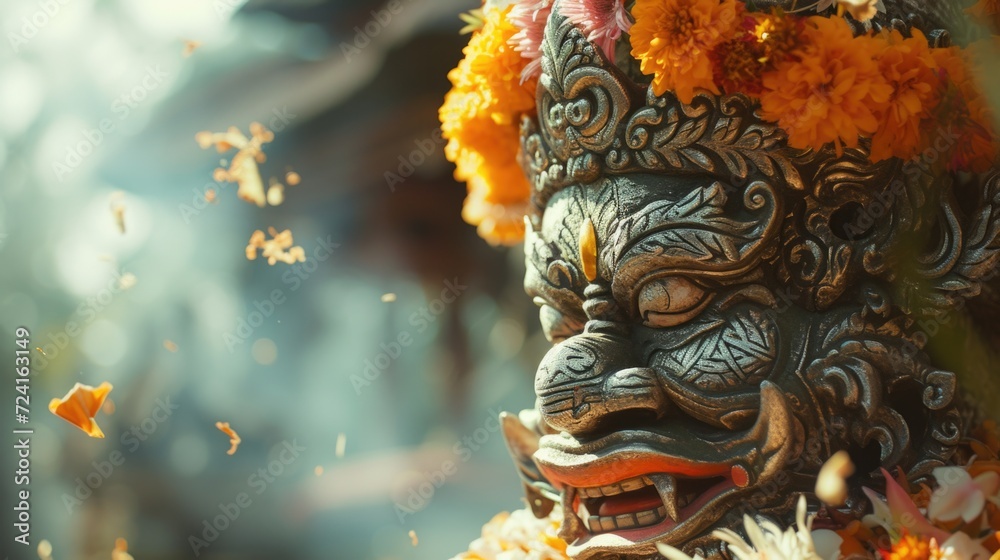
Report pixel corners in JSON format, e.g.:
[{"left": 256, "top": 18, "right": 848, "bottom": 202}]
[
  {"left": 938, "top": 532, "right": 993, "bottom": 560},
  {"left": 657, "top": 496, "right": 841, "bottom": 560},
  {"left": 453, "top": 508, "right": 568, "bottom": 560},
  {"left": 927, "top": 466, "right": 1000, "bottom": 523}
]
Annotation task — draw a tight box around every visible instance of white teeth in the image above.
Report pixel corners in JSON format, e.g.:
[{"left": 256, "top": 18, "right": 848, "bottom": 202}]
[
  {"left": 577, "top": 475, "right": 651, "bottom": 498},
  {"left": 650, "top": 474, "right": 680, "bottom": 522},
  {"left": 585, "top": 506, "right": 666, "bottom": 533}
]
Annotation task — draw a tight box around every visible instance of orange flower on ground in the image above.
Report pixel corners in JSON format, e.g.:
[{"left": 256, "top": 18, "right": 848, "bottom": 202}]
[
  {"left": 215, "top": 421, "right": 241, "bottom": 455},
  {"left": 869, "top": 29, "right": 941, "bottom": 162},
  {"left": 440, "top": 4, "right": 536, "bottom": 245},
  {"left": 760, "top": 15, "right": 893, "bottom": 154},
  {"left": 48, "top": 382, "right": 114, "bottom": 438},
  {"left": 931, "top": 45, "right": 998, "bottom": 173},
  {"left": 629, "top": 0, "right": 740, "bottom": 103}
]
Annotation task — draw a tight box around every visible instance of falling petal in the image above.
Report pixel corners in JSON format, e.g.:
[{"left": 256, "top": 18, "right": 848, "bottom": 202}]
[
  {"left": 266, "top": 182, "right": 285, "bottom": 206},
  {"left": 38, "top": 539, "right": 53, "bottom": 560},
  {"left": 816, "top": 450, "right": 855, "bottom": 506},
  {"left": 110, "top": 192, "right": 126, "bottom": 234},
  {"left": 118, "top": 272, "right": 138, "bottom": 291},
  {"left": 182, "top": 39, "right": 202, "bottom": 57},
  {"left": 245, "top": 228, "right": 305, "bottom": 266},
  {"left": 215, "top": 421, "right": 241, "bottom": 455},
  {"left": 336, "top": 432, "right": 346, "bottom": 458},
  {"left": 112, "top": 537, "right": 134, "bottom": 560},
  {"left": 48, "top": 382, "right": 114, "bottom": 438}
]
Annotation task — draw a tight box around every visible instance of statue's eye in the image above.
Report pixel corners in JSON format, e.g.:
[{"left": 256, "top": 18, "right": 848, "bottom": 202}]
[
  {"left": 535, "top": 298, "right": 584, "bottom": 343},
  {"left": 637, "top": 276, "right": 711, "bottom": 328}
]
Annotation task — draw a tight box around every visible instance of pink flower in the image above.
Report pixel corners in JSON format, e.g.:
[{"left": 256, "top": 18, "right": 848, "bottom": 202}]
[
  {"left": 509, "top": 0, "right": 554, "bottom": 82},
  {"left": 561, "top": 0, "right": 632, "bottom": 60},
  {"left": 862, "top": 468, "right": 950, "bottom": 544},
  {"left": 927, "top": 466, "right": 1000, "bottom": 523}
]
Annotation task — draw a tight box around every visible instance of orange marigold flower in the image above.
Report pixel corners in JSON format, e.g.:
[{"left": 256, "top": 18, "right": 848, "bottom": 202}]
[
  {"left": 48, "top": 382, "right": 114, "bottom": 438},
  {"left": 440, "top": 4, "right": 536, "bottom": 245},
  {"left": 879, "top": 532, "right": 944, "bottom": 560},
  {"left": 967, "top": 0, "right": 1000, "bottom": 33},
  {"left": 869, "top": 29, "right": 941, "bottom": 162},
  {"left": 932, "top": 45, "right": 997, "bottom": 173},
  {"left": 971, "top": 419, "right": 1000, "bottom": 459},
  {"left": 629, "top": 0, "right": 740, "bottom": 104},
  {"left": 760, "top": 15, "right": 893, "bottom": 155},
  {"left": 712, "top": 9, "right": 803, "bottom": 95}
]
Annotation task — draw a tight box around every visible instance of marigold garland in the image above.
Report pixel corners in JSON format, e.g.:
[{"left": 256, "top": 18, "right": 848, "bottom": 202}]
[
  {"left": 629, "top": 0, "right": 741, "bottom": 104},
  {"left": 759, "top": 15, "right": 893, "bottom": 155},
  {"left": 440, "top": 0, "right": 999, "bottom": 245},
  {"left": 439, "top": 3, "right": 536, "bottom": 246},
  {"left": 868, "top": 29, "right": 940, "bottom": 163}
]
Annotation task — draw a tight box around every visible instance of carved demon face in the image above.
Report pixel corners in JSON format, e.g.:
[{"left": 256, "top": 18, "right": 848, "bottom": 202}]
[{"left": 498, "top": 3, "right": 993, "bottom": 559}]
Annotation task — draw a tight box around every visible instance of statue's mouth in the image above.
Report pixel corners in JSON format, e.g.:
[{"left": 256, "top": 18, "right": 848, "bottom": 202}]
[
  {"left": 570, "top": 471, "right": 736, "bottom": 534},
  {"left": 531, "top": 382, "right": 796, "bottom": 558}
]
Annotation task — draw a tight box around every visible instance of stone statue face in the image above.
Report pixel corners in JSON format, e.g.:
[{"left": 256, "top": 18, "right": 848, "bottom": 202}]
[{"left": 500, "top": 3, "right": 996, "bottom": 559}]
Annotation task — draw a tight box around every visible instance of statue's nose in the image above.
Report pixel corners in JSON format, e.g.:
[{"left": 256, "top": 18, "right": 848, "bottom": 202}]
[{"left": 534, "top": 323, "right": 667, "bottom": 436}]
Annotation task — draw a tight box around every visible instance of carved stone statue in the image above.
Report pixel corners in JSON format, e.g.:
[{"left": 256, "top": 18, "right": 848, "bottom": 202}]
[{"left": 495, "top": 1, "right": 1000, "bottom": 558}]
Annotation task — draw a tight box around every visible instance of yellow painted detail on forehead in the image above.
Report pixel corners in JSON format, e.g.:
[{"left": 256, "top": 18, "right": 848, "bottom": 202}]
[{"left": 579, "top": 217, "right": 598, "bottom": 282}]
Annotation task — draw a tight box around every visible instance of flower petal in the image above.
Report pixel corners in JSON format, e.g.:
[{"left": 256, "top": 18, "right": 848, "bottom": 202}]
[{"left": 48, "top": 382, "right": 113, "bottom": 438}]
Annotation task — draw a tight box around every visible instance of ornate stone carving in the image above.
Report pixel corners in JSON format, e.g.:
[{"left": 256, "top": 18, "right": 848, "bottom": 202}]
[{"left": 502, "top": 3, "right": 999, "bottom": 559}]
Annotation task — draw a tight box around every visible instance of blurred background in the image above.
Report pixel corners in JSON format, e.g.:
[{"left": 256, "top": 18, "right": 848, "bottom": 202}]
[{"left": 0, "top": 0, "right": 552, "bottom": 558}]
